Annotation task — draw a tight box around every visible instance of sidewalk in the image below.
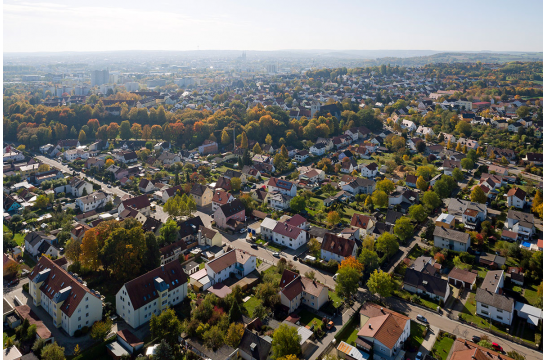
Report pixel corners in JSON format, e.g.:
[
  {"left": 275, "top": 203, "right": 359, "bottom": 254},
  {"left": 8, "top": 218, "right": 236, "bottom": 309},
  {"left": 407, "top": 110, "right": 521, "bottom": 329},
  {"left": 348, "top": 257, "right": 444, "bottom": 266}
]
[{"left": 419, "top": 325, "right": 440, "bottom": 356}]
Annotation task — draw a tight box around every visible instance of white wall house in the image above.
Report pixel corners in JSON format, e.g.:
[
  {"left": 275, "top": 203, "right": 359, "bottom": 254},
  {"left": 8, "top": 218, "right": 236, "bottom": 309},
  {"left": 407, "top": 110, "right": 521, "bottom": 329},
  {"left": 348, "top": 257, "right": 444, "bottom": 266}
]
[
  {"left": 260, "top": 218, "right": 278, "bottom": 241},
  {"left": 75, "top": 192, "right": 111, "bottom": 212},
  {"left": 205, "top": 249, "right": 256, "bottom": 285},
  {"left": 267, "top": 177, "right": 297, "bottom": 197},
  {"left": 475, "top": 288, "right": 514, "bottom": 326},
  {"left": 320, "top": 233, "right": 358, "bottom": 263},
  {"left": 433, "top": 226, "right": 470, "bottom": 252},
  {"left": 272, "top": 222, "right": 307, "bottom": 250},
  {"left": 116, "top": 262, "right": 188, "bottom": 329}
]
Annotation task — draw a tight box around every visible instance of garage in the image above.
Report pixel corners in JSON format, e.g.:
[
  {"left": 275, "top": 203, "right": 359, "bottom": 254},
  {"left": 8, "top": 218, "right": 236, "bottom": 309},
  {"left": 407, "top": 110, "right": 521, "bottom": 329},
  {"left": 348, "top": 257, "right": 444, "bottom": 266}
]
[{"left": 447, "top": 268, "right": 477, "bottom": 290}]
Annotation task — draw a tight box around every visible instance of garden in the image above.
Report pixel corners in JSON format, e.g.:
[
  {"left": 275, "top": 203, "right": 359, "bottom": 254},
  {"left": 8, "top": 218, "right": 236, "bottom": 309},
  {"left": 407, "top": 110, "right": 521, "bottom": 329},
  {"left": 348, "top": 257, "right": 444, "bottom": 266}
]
[{"left": 430, "top": 331, "right": 455, "bottom": 360}]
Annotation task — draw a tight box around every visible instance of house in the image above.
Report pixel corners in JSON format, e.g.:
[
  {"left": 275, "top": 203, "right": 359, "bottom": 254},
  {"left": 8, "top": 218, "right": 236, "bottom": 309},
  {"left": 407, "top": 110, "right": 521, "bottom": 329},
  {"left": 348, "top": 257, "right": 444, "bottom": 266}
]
[
  {"left": 75, "top": 191, "right": 111, "bottom": 213},
  {"left": 32, "top": 170, "right": 64, "bottom": 185},
  {"left": 487, "top": 164, "right": 509, "bottom": 176},
  {"left": 298, "top": 168, "right": 325, "bottom": 183},
  {"left": 213, "top": 199, "right": 246, "bottom": 230},
  {"left": 447, "top": 199, "right": 487, "bottom": 222},
  {"left": 238, "top": 329, "right": 271, "bottom": 360},
  {"left": 215, "top": 176, "right": 232, "bottom": 191},
  {"left": 115, "top": 261, "right": 188, "bottom": 329},
  {"left": 475, "top": 288, "right": 515, "bottom": 325},
  {"left": 198, "top": 140, "right": 218, "bottom": 155},
  {"left": 161, "top": 185, "right": 185, "bottom": 203},
  {"left": 448, "top": 268, "right": 477, "bottom": 289},
  {"left": 159, "top": 239, "right": 187, "bottom": 265},
  {"left": 156, "top": 151, "right": 180, "bottom": 165},
  {"left": 198, "top": 226, "right": 222, "bottom": 247},
  {"left": 241, "top": 166, "right": 261, "bottom": 182},
  {"left": 260, "top": 218, "right": 278, "bottom": 241},
  {"left": 340, "top": 158, "right": 359, "bottom": 174},
  {"left": 449, "top": 338, "right": 515, "bottom": 360},
  {"left": 310, "top": 142, "right": 327, "bottom": 156},
  {"left": 64, "top": 149, "right": 90, "bottom": 162},
  {"left": 342, "top": 178, "right": 375, "bottom": 195},
  {"left": 105, "top": 165, "right": 129, "bottom": 181},
  {"left": 212, "top": 189, "right": 235, "bottom": 212},
  {"left": 400, "top": 119, "right": 416, "bottom": 131},
  {"left": 190, "top": 184, "right": 213, "bottom": 207},
  {"left": 435, "top": 213, "right": 455, "bottom": 229},
  {"left": 279, "top": 270, "right": 329, "bottom": 312},
  {"left": 415, "top": 126, "right": 434, "bottom": 137},
  {"left": 523, "top": 152, "right": 543, "bottom": 166},
  {"left": 478, "top": 254, "right": 506, "bottom": 270},
  {"left": 506, "top": 188, "right": 526, "bottom": 209},
  {"left": 324, "top": 190, "right": 355, "bottom": 207},
  {"left": 272, "top": 222, "right": 307, "bottom": 250},
  {"left": 28, "top": 256, "right": 103, "bottom": 336},
  {"left": 24, "top": 231, "right": 57, "bottom": 257},
  {"left": 487, "top": 146, "right": 516, "bottom": 161},
  {"left": 410, "top": 256, "right": 438, "bottom": 275},
  {"left": 4, "top": 194, "right": 22, "bottom": 213},
  {"left": 267, "top": 177, "right": 297, "bottom": 197},
  {"left": 356, "top": 303, "right": 410, "bottom": 360},
  {"left": 433, "top": 226, "right": 470, "bottom": 252},
  {"left": 107, "top": 329, "right": 144, "bottom": 358},
  {"left": 71, "top": 224, "right": 91, "bottom": 241},
  {"left": 266, "top": 191, "right": 292, "bottom": 211},
  {"left": 350, "top": 214, "right": 375, "bottom": 237},
  {"left": 405, "top": 175, "right": 417, "bottom": 188},
  {"left": 138, "top": 179, "right": 157, "bottom": 194},
  {"left": 385, "top": 210, "right": 403, "bottom": 226},
  {"left": 118, "top": 195, "right": 151, "bottom": 217},
  {"left": 506, "top": 209, "right": 535, "bottom": 240},
  {"left": 507, "top": 267, "right": 524, "bottom": 286},
  {"left": 205, "top": 249, "right": 256, "bottom": 285},
  {"left": 113, "top": 150, "right": 138, "bottom": 164},
  {"left": 360, "top": 163, "right": 379, "bottom": 178},
  {"left": 320, "top": 233, "right": 358, "bottom": 263},
  {"left": 89, "top": 140, "right": 109, "bottom": 152},
  {"left": 403, "top": 269, "right": 450, "bottom": 303},
  {"left": 66, "top": 177, "right": 93, "bottom": 197},
  {"left": 294, "top": 150, "right": 310, "bottom": 162},
  {"left": 57, "top": 139, "right": 80, "bottom": 150},
  {"left": 284, "top": 214, "right": 310, "bottom": 230}
]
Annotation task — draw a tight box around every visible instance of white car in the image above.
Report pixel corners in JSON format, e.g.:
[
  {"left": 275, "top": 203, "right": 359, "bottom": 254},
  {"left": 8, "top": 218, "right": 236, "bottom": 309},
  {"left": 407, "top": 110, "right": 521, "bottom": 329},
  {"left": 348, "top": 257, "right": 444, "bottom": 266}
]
[{"left": 333, "top": 273, "right": 339, "bottom": 281}]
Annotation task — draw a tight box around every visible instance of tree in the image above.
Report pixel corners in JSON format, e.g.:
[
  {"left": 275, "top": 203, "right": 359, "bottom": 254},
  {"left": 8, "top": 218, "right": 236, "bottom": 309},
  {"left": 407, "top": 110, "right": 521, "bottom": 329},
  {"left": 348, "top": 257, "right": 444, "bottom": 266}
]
[
  {"left": 41, "top": 342, "right": 65, "bottom": 360},
  {"left": 358, "top": 249, "right": 380, "bottom": 275},
  {"left": 371, "top": 190, "right": 388, "bottom": 208},
  {"left": 376, "top": 179, "right": 395, "bottom": 194},
  {"left": 34, "top": 194, "right": 50, "bottom": 209},
  {"left": 272, "top": 324, "right": 302, "bottom": 359},
  {"left": 452, "top": 167, "right": 464, "bottom": 181},
  {"left": 150, "top": 308, "right": 182, "bottom": 346},
  {"left": 38, "top": 163, "right": 50, "bottom": 172},
  {"left": 290, "top": 196, "right": 307, "bottom": 213},
  {"left": 470, "top": 186, "right": 487, "bottom": 204},
  {"left": 253, "top": 142, "right": 262, "bottom": 154},
  {"left": 461, "top": 158, "right": 474, "bottom": 171},
  {"left": 160, "top": 219, "right": 180, "bottom": 244},
  {"left": 433, "top": 176, "right": 456, "bottom": 198},
  {"left": 228, "top": 301, "right": 242, "bottom": 323},
  {"left": 225, "top": 323, "right": 244, "bottom": 348},
  {"left": 532, "top": 190, "right": 543, "bottom": 219},
  {"left": 151, "top": 125, "right": 163, "bottom": 139},
  {"left": 119, "top": 120, "right": 131, "bottom": 140},
  {"left": 507, "top": 352, "right": 525, "bottom": 360},
  {"left": 455, "top": 142, "right": 462, "bottom": 152},
  {"left": 265, "top": 134, "right": 273, "bottom": 146},
  {"left": 364, "top": 195, "right": 373, "bottom": 210},
  {"left": 143, "top": 232, "right": 161, "bottom": 272},
  {"left": 422, "top": 191, "right": 441, "bottom": 210},
  {"left": 32, "top": 338, "right": 47, "bottom": 358},
  {"left": 253, "top": 303, "right": 268, "bottom": 319},
  {"left": 73, "top": 344, "right": 81, "bottom": 356},
  {"left": 240, "top": 132, "right": 248, "bottom": 149},
  {"left": 308, "top": 238, "right": 321, "bottom": 256},
  {"left": 394, "top": 217, "right": 414, "bottom": 242},
  {"left": 335, "top": 260, "right": 361, "bottom": 300},
  {"left": 367, "top": 270, "right": 395, "bottom": 299},
  {"left": 416, "top": 176, "right": 428, "bottom": 191},
  {"left": 221, "top": 130, "right": 231, "bottom": 145},
  {"left": 231, "top": 177, "right": 242, "bottom": 192},
  {"left": 155, "top": 339, "right": 173, "bottom": 360},
  {"left": 203, "top": 325, "right": 225, "bottom": 350},
  {"left": 107, "top": 122, "right": 120, "bottom": 139},
  {"left": 280, "top": 145, "right": 289, "bottom": 160},
  {"left": 90, "top": 318, "right": 112, "bottom": 342},
  {"left": 375, "top": 233, "right": 399, "bottom": 259},
  {"left": 455, "top": 121, "right": 472, "bottom": 137},
  {"left": 80, "top": 229, "right": 100, "bottom": 271},
  {"left": 130, "top": 123, "right": 142, "bottom": 139},
  {"left": 408, "top": 204, "right": 427, "bottom": 223},
  {"left": 101, "top": 224, "right": 147, "bottom": 281},
  {"left": 326, "top": 211, "right": 341, "bottom": 227},
  {"left": 142, "top": 125, "right": 152, "bottom": 140}
]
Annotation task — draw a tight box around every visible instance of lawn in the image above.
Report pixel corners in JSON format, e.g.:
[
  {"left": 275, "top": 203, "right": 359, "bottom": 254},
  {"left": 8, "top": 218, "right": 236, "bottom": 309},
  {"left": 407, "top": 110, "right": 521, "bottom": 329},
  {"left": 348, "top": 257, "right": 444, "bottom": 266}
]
[
  {"left": 459, "top": 293, "right": 509, "bottom": 334},
  {"left": 266, "top": 243, "right": 284, "bottom": 252},
  {"left": 336, "top": 318, "right": 360, "bottom": 346},
  {"left": 522, "top": 282, "right": 540, "bottom": 307},
  {"left": 407, "top": 245, "right": 425, "bottom": 260},
  {"left": 3, "top": 225, "right": 25, "bottom": 246},
  {"left": 299, "top": 309, "right": 323, "bottom": 328},
  {"left": 307, "top": 197, "right": 324, "bottom": 214},
  {"left": 262, "top": 266, "right": 282, "bottom": 284},
  {"left": 243, "top": 296, "right": 262, "bottom": 317},
  {"left": 410, "top": 321, "right": 427, "bottom": 348},
  {"left": 431, "top": 334, "right": 455, "bottom": 360},
  {"left": 329, "top": 291, "right": 344, "bottom": 308}
]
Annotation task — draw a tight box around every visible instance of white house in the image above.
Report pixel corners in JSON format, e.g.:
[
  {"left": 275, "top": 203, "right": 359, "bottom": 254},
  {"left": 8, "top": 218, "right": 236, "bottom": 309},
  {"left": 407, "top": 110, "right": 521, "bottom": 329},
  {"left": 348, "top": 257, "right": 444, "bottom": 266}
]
[
  {"left": 24, "top": 231, "right": 57, "bottom": 257},
  {"left": 506, "top": 188, "right": 526, "bottom": 209},
  {"left": 116, "top": 261, "right": 188, "bottom": 329},
  {"left": 360, "top": 163, "right": 379, "bottom": 178},
  {"left": 205, "top": 249, "right": 256, "bottom": 285},
  {"left": 279, "top": 270, "right": 329, "bottom": 312},
  {"left": 67, "top": 177, "right": 93, "bottom": 197},
  {"left": 400, "top": 119, "right": 416, "bottom": 131},
  {"left": 28, "top": 257, "right": 103, "bottom": 336},
  {"left": 260, "top": 218, "right": 278, "bottom": 241},
  {"left": 272, "top": 222, "right": 307, "bottom": 250},
  {"left": 433, "top": 226, "right": 470, "bottom": 252},
  {"left": 320, "top": 233, "right": 358, "bottom": 263},
  {"left": 475, "top": 288, "right": 515, "bottom": 326},
  {"left": 506, "top": 209, "right": 535, "bottom": 240},
  {"left": 415, "top": 126, "right": 434, "bottom": 137},
  {"left": 266, "top": 191, "right": 292, "bottom": 211},
  {"left": 64, "top": 149, "right": 89, "bottom": 162},
  {"left": 75, "top": 191, "right": 111, "bottom": 212},
  {"left": 267, "top": 177, "right": 297, "bottom": 197},
  {"left": 309, "top": 143, "right": 327, "bottom": 156}
]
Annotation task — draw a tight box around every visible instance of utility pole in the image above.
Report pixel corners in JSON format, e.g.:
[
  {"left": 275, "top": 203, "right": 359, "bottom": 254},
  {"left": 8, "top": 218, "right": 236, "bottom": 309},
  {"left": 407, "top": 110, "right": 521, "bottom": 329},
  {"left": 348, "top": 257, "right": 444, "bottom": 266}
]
[{"left": 233, "top": 127, "right": 236, "bottom": 151}]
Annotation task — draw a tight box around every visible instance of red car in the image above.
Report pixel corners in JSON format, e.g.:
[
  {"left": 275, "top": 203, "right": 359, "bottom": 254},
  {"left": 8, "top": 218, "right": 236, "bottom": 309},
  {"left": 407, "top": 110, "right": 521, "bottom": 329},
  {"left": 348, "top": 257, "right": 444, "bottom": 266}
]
[{"left": 491, "top": 343, "right": 503, "bottom": 352}]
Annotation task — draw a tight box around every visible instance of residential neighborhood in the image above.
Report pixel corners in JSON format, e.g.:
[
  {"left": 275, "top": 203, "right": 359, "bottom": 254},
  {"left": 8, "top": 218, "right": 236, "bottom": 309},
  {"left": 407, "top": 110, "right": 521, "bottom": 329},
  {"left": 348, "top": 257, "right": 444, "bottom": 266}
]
[{"left": 2, "top": 50, "right": 544, "bottom": 360}]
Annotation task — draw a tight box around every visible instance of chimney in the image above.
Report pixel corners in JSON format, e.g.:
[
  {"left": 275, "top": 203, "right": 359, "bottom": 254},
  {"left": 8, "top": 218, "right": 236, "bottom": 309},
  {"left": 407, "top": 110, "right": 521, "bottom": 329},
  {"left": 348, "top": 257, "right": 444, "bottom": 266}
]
[
  {"left": 161, "top": 265, "right": 164, "bottom": 271},
  {"left": 369, "top": 324, "right": 372, "bottom": 329}
]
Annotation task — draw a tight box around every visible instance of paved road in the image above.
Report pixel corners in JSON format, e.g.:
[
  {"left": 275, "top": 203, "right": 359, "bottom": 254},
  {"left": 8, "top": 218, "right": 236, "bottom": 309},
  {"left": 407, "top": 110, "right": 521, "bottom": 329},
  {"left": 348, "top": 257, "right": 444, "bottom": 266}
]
[
  {"left": 386, "top": 297, "right": 543, "bottom": 360},
  {"left": 36, "top": 155, "right": 130, "bottom": 198}
]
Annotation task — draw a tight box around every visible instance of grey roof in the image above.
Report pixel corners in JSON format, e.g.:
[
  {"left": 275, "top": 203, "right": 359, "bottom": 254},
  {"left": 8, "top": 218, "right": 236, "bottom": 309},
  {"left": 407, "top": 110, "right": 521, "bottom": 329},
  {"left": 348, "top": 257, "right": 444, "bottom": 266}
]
[
  {"left": 481, "top": 270, "right": 504, "bottom": 292},
  {"left": 433, "top": 226, "right": 470, "bottom": 244},
  {"left": 403, "top": 269, "right": 449, "bottom": 299},
  {"left": 385, "top": 210, "right": 403, "bottom": 225},
  {"left": 77, "top": 191, "right": 108, "bottom": 204},
  {"left": 412, "top": 256, "right": 432, "bottom": 272},
  {"left": 507, "top": 209, "right": 534, "bottom": 223},
  {"left": 475, "top": 288, "right": 514, "bottom": 312},
  {"left": 238, "top": 329, "right": 272, "bottom": 360}
]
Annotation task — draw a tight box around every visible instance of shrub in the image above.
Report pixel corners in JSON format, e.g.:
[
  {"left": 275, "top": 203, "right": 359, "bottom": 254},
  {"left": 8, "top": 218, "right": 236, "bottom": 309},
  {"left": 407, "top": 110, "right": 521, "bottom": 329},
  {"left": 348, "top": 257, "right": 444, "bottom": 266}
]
[
  {"left": 81, "top": 326, "right": 89, "bottom": 334},
  {"left": 74, "top": 329, "right": 82, "bottom": 337},
  {"left": 22, "top": 283, "right": 29, "bottom": 293}
]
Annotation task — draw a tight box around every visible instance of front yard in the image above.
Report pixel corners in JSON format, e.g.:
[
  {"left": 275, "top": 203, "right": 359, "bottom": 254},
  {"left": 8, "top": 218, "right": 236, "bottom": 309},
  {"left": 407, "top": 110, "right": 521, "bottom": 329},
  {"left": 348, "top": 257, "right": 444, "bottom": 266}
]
[
  {"left": 329, "top": 291, "right": 344, "bottom": 308},
  {"left": 431, "top": 333, "right": 455, "bottom": 360},
  {"left": 409, "top": 321, "right": 427, "bottom": 349},
  {"left": 459, "top": 293, "right": 510, "bottom": 335}
]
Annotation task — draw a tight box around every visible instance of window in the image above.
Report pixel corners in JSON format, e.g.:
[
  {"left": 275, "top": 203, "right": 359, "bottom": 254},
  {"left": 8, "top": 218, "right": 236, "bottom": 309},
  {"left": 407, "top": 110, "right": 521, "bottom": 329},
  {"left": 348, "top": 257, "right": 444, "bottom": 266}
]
[
  {"left": 481, "top": 304, "right": 488, "bottom": 309},
  {"left": 78, "top": 317, "right": 81, "bottom": 321},
  {"left": 86, "top": 305, "right": 89, "bottom": 309},
  {"left": 497, "top": 309, "right": 503, "bottom": 313},
  {"left": 481, "top": 310, "right": 489, "bottom": 316},
  {"left": 78, "top": 325, "right": 81, "bottom": 329},
  {"left": 497, "top": 316, "right": 503, "bottom": 320},
  {"left": 86, "top": 313, "right": 89, "bottom": 317}
]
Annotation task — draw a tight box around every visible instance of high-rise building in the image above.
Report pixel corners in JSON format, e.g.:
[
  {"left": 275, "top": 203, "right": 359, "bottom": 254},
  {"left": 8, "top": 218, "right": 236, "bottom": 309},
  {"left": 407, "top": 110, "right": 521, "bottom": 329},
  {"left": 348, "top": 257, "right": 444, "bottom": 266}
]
[{"left": 91, "top": 69, "right": 109, "bottom": 87}]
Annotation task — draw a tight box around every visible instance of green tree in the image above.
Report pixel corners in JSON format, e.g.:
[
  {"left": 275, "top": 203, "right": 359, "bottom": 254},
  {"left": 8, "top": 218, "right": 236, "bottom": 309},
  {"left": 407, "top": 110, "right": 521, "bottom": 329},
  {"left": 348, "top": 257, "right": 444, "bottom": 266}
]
[
  {"left": 272, "top": 324, "right": 302, "bottom": 359},
  {"left": 470, "top": 186, "right": 487, "bottom": 204},
  {"left": 335, "top": 261, "right": 362, "bottom": 300},
  {"left": 367, "top": 269, "right": 395, "bottom": 299},
  {"left": 34, "top": 194, "right": 50, "bottom": 209},
  {"left": 375, "top": 233, "right": 399, "bottom": 259},
  {"left": 394, "top": 217, "right": 414, "bottom": 242},
  {"left": 416, "top": 176, "right": 428, "bottom": 192},
  {"left": 308, "top": 237, "right": 321, "bottom": 257},
  {"left": 376, "top": 179, "right": 395, "bottom": 194},
  {"left": 461, "top": 158, "right": 474, "bottom": 171},
  {"left": 231, "top": 177, "right": 242, "bottom": 192},
  {"left": 358, "top": 249, "right": 380, "bottom": 275},
  {"left": 41, "top": 342, "right": 65, "bottom": 360},
  {"left": 119, "top": 120, "right": 131, "bottom": 140},
  {"left": 422, "top": 191, "right": 441, "bottom": 210},
  {"left": 143, "top": 232, "right": 161, "bottom": 272},
  {"left": 408, "top": 204, "right": 427, "bottom": 223},
  {"left": 150, "top": 308, "right": 182, "bottom": 346},
  {"left": 228, "top": 301, "right": 242, "bottom": 323},
  {"left": 253, "top": 142, "right": 262, "bottom": 154},
  {"left": 160, "top": 219, "right": 180, "bottom": 244},
  {"left": 452, "top": 167, "right": 464, "bottom": 181},
  {"left": 290, "top": 196, "right": 307, "bottom": 213},
  {"left": 154, "top": 339, "right": 172, "bottom": 360},
  {"left": 78, "top": 130, "right": 86, "bottom": 144},
  {"left": 455, "top": 121, "right": 472, "bottom": 137},
  {"left": 371, "top": 190, "right": 388, "bottom": 208},
  {"left": 90, "top": 319, "right": 112, "bottom": 342}
]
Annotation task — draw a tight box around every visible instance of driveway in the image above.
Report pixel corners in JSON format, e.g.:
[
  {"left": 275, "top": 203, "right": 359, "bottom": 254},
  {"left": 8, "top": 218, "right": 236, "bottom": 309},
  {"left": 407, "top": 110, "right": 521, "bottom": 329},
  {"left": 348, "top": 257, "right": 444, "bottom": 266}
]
[{"left": 4, "top": 287, "right": 96, "bottom": 355}]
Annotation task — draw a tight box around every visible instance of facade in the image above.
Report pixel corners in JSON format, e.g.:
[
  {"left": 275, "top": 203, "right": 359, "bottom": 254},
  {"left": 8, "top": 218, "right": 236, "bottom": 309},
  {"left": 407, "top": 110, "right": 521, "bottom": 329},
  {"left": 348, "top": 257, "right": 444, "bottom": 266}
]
[
  {"left": 320, "top": 233, "right": 358, "bottom": 262},
  {"left": 475, "top": 288, "right": 515, "bottom": 326},
  {"left": 205, "top": 249, "right": 256, "bottom": 285},
  {"left": 272, "top": 222, "right": 307, "bottom": 250},
  {"left": 403, "top": 269, "right": 450, "bottom": 303},
  {"left": 28, "top": 257, "right": 103, "bottom": 336},
  {"left": 75, "top": 191, "right": 111, "bottom": 213},
  {"left": 267, "top": 177, "right": 297, "bottom": 197},
  {"left": 116, "top": 262, "right": 188, "bottom": 329},
  {"left": 198, "top": 140, "right": 218, "bottom": 155},
  {"left": 506, "top": 209, "right": 535, "bottom": 240},
  {"left": 506, "top": 188, "right": 526, "bottom": 209},
  {"left": 118, "top": 195, "right": 151, "bottom": 217},
  {"left": 213, "top": 199, "right": 246, "bottom": 230},
  {"left": 260, "top": 218, "right": 278, "bottom": 241},
  {"left": 279, "top": 270, "right": 329, "bottom": 312},
  {"left": 433, "top": 226, "right": 470, "bottom": 252},
  {"left": 190, "top": 184, "right": 213, "bottom": 207},
  {"left": 67, "top": 177, "right": 93, "bottom": 197}
]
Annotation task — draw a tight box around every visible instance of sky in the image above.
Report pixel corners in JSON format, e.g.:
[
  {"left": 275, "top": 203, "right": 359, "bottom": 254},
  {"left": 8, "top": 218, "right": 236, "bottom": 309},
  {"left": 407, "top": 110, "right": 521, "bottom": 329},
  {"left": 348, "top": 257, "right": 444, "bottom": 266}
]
[{"left": 3, "top": 0, "right": 544, "bottom": 53}]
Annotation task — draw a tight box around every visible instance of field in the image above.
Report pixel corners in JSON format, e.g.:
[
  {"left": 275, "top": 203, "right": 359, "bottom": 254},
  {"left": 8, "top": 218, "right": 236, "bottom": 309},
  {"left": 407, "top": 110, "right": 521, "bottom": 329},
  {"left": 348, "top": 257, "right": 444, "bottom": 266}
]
[
  {"left": 243, "top": 296, "right": 262, "bottom": 317},
  {"left": 431, "top": 334, "right": 455, "bottom": 360},
  {"left": 299, "top": 309, "right": 323, "bottom": 328},
  {"left": 329, "top": 291, "right": 344, "bottom": 308},
  {"left": 4, "top": 224, "right": 25, "bottom": 246},
  {"left": 409, "top": 321, "right": 427, "bottom": 348}
]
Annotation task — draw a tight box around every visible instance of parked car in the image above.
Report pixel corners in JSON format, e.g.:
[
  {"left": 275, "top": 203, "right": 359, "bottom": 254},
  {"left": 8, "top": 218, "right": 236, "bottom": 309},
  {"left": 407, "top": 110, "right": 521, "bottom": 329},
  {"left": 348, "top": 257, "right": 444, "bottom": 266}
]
[
  {"left": 326, "top": 321, "right": 334, "bottom": 330},
  {"left": 272, "top": 252, "right": 280, "bottom": 258},
  {"left": 416, "top": 352, "right": 423, "bottom": 360},
  {"left": 293, "top": 255, "right": 298, "bottom": 261},
  {"left": 240, "top": 228, "right": 247, "bottom": 234},
  {"left": 416, "top": 315, "right": 428, "bottom": 323},
  {"left": 472, "top": 336, "right": 481, "bottom": 343},
  {"left": 333, "top": 273, "right": 339, "bottom": 281},
  {"left": 491, "top": 343, "right": 503, "bottom": 352},
  {"left": 251, "top": 244, "right": 258, "bottom": 249},
  {"left": 8, "top": 279, "right": 19, "bottom": 287}
]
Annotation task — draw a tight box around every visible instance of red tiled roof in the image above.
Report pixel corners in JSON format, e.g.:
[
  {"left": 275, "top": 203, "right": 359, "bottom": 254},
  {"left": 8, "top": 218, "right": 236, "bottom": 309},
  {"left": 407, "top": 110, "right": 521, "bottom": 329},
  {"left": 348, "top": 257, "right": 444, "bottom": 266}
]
[
  {"left": 350, "top": 214, "right": 372, "bottom": 229},
  {"left": 321, "top": 233, "right": 356, "bottom": 258}
]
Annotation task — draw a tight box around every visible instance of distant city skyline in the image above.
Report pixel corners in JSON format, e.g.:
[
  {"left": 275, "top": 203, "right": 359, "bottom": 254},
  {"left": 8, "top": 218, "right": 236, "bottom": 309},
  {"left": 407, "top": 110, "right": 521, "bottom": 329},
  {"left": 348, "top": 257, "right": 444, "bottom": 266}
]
[{"left": 4, "top": 0, "right": 543, "bottom": 53}]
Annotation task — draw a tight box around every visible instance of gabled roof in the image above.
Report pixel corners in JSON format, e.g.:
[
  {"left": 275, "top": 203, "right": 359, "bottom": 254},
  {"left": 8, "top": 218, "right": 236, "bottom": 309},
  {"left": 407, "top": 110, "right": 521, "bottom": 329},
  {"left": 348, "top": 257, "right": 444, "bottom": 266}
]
[
  {"left": 178, "top": 216, "right": 205, "bottom": 239},
  {"left": 506, "top": 187, "right": 526, "bottom": 200},
  {"left": 321, "top": 233, "right": 356, "bottom": 258},
  {"left": 358, "top": 303, "right": 410, "bottom": 350},
  {"left": 448, "top": 267, "right": 477, "bottom": 285},
  {"left": 238, "top": 329, "right": 271, "bottom": 360},
  {"left": 273, "top": 222, "right": 303, "bottom": 240},
  {"left": 475, "top": 288, "right": 514, "bottom": 312},
  {"left": 218, "top": 199, "right": 245, "bottom": 218},
  {"left": 403, "top": 268, "right": 449, "bottom": 299},
  {"left": 433, "top": 226, "right": 470, "bottom": 244},
  {"left": 121, "top": 194, "right": 150, "bottom": 211},
  {"left": 206, "top": 249, "right": 254, "bottom": 274},
  {"left": 350, "top": 214, "right": 373, "bottom": 229},
  {"left": 267, "top": 177, "right": 295, "bottom": 191}
]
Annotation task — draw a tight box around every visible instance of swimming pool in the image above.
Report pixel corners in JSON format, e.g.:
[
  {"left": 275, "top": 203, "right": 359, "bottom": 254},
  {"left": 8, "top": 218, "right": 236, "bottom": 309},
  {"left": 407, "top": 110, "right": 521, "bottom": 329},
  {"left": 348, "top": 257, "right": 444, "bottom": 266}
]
[{"left": 521, "top": 241, "right": 531, "bottom": 248}]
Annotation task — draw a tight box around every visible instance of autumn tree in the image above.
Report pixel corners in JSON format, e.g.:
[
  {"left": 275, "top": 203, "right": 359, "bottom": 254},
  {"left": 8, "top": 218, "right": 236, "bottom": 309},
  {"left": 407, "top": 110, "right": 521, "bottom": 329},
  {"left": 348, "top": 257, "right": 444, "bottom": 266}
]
[
  {"left": 231, "top": 177, "right": 242, "bottom": 192},
  {"left": 240, "top": 132, "right": 248, "bottom": 148},
  {"left": 107, "top": 122, "right": 120, "bottom": 139},
  {"left": 470, "top": 186, "right": 487, "bottom": 204},
  {"left": 532, "top": 190, "right": 543, "bottom": 219},
  {"left": 416, "top": 176, "right": 428, "bottom": 191},
  {"left": 41, "top": 342, "right": 65, "bottom": 360},
  {"left": 150, "top": 308, "right": 182, "bottom": 346},
  {"left": 265, "top": 134, "right": 273, "bottom": 146},
  {"left": 80, "top": 229, "right": 100, "bottom": 271},
  {"left": 142, "top": 125, "right": 152, "bottom": 140},
  {"left": 151, "top": 125, "right": 163, "bottom": 140},
  {"left": 225, "top": 323, "right": 244, "bottom": 348},
  {"left": 78, "top": 130, "right": 86, "bottom": 144},
  {"left": 272, "top": 324, "right": 302, "bottom": 359},
  {"left": 308, "top": 237, "right": 321, "bottom": 257},
  {"left": 371, "top": 190, "right": 388, "bottom": 208},
  {"left": 221, "top": 130, "right": 231, "bottom": 145},
  {"left": 376, "top": 179, "right": 395, "bottom": 194},
  {"left": 253, "top": 142, "right": 262, "bottom": 154},
  {"left": 90, "top": 318, "right": 112, "bottom": 342},
  {"left": 326, "top": 211, "right": 341, "bottom": 227},
  {"left": 130, "top": 123, "right": 142, "bottom": 139}
]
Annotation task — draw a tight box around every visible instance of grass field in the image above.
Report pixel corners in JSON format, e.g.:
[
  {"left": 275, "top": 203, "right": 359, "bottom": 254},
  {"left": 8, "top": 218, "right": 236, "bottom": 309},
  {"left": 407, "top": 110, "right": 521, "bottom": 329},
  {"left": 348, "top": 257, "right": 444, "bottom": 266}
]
[
  {"left": 431, "top": 334, "right": 455, "bottom": 360},
  {"left": 407, "top": 244, "right": 425, "bottom": 260},
  {"left": 4, "top": 225, "right": 25, "bottom": 246},
  {"left": 299, "top": 309, "right": 323, "bottom": 328},
  {"left": 522, "top": 282, "right": 540, "bottom": 307},
  {"left": 329, "top": 291, "right": 344, "bottom": 308},
  {"left": 337, "top": 319, "right": 360, "bottom": 345},
  {"left": 410, "top": 321, "right": 427, "bottom": 348},
  {"left": 243, "top": 296, "right": 262, "bottom": 317},
  {"left": 262, "top": 266, "right": 282, "bottom": 284}
]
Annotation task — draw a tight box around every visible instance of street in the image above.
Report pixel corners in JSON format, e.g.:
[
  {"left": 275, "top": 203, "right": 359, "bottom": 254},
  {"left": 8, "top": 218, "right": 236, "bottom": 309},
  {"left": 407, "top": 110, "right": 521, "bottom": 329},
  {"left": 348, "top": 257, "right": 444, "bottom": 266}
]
[{"left": 36, "top": 155, "right": 130, "bottom": 198}]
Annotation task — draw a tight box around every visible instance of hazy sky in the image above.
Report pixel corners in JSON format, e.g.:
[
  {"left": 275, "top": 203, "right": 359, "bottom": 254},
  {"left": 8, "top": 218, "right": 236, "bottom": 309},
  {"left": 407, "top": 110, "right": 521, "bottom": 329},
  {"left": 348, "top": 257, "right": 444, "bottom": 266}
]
[{"left": 4, "top": 0, "right": 543, "bottom": 53}]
